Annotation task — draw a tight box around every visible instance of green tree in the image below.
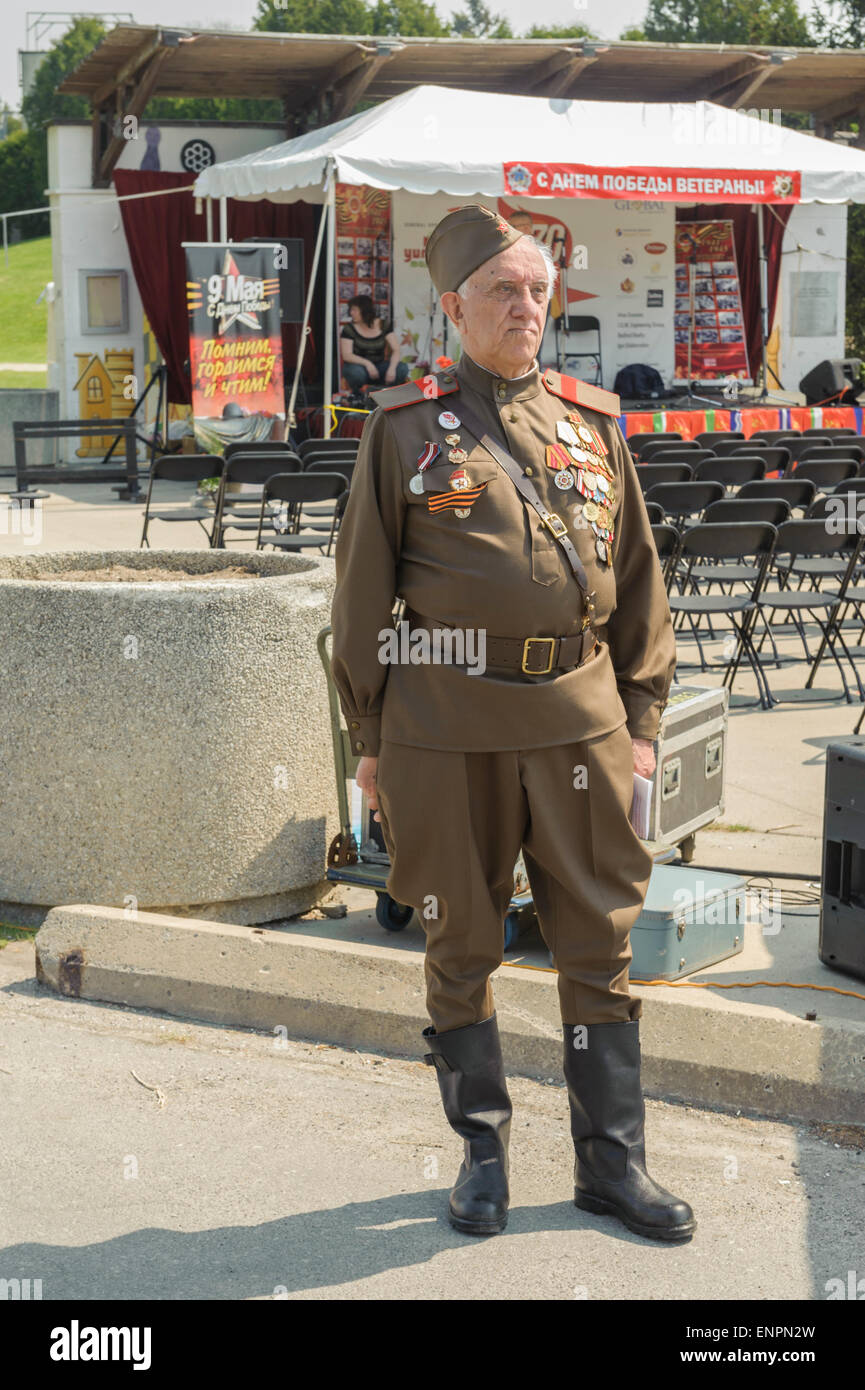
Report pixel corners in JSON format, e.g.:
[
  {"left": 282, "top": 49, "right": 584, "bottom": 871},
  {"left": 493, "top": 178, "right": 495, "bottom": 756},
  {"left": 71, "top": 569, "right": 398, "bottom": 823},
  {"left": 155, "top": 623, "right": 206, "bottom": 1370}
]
[
  {"left": 255, "top": 0, "right": 374, "bottom": 31},
  {"left": 811, "top": 0, "right": 865, "bottom": 44},
  {"left": 619, "top": 25, "right": 648, "bottom": 38},
  {"left": 642, "top": 0, "right": 813, "bottom": 45},
  {"left": 370, "top": 0, "right": 450, "bottom": 34},
  {"left": 451, "top": 0, "right": 512, "bottom": 38},
  {"left": 523, "top": 23, "right": 598, "bottom": 38}
]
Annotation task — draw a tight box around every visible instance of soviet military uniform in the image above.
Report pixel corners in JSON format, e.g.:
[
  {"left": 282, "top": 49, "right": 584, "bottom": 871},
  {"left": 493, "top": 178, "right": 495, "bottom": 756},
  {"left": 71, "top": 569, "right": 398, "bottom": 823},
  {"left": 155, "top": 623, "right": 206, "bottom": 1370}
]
[
  {"left": 330, "top": 352, "right": 677, "bottom": 1032},
  {"left": 329, "top": 202, "right": 694, "bottom": 1243}
]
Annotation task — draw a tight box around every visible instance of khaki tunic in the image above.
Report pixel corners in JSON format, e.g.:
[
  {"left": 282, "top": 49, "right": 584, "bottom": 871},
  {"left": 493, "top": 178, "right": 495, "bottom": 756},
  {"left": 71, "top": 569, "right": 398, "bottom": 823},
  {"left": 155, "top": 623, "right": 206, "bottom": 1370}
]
[
  {"left": 330, "top": 351, "right": 677, "bottom": 755},
  {"left": 329, "top": 351, "right": 677, "bottom": 1030}
]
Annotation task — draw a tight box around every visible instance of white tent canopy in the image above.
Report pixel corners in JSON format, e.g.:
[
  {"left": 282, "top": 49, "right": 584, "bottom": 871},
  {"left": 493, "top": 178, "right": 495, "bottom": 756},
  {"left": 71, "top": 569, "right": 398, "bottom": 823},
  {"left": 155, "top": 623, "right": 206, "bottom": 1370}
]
[{"left": 194, "top": 84, "right": 865, "bottom": 205}]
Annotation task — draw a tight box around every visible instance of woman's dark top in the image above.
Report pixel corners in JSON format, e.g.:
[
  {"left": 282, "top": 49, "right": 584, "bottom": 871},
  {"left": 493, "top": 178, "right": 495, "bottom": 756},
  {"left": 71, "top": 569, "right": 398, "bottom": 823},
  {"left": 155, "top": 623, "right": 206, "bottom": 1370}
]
[{"left": 340, "top": 320, "right": 393, "bottom": 360}]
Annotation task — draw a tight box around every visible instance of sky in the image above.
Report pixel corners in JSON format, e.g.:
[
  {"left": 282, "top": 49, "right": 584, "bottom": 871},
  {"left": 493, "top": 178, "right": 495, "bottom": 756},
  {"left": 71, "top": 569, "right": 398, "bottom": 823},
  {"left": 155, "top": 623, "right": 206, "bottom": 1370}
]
[{"left": 2, "top": 0, "right": 823, "bottom": 113}]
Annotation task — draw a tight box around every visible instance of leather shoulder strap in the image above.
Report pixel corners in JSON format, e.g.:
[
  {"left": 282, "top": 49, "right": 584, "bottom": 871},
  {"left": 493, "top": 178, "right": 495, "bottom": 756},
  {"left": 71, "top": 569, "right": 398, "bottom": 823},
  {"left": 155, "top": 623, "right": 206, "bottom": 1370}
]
[
  {"left": 454, "top": 397, "right": 596, "bottom": 625},
  {"left": 541, "top": 369, "right": 620, "bottom": 418},
  {"left": 370, "top": 370, "right": 459, "bottom": 412}
]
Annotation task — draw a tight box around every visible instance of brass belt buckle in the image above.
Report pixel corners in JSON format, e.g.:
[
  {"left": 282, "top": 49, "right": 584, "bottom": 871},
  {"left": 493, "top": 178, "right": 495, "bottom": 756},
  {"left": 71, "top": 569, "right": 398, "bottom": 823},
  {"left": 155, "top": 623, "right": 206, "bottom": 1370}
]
[
  {"left": 522, "top": 636, "right": 557, "bottom": 674},
  {"left": 543, "top": 512, "right": 568, "bottom": 539}
]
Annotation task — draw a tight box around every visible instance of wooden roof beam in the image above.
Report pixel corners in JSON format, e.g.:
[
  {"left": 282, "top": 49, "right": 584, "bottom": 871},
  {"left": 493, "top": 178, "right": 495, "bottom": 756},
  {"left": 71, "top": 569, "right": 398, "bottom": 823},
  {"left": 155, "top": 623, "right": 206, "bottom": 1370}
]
[
  {"left": 815, "top": 86, "right": 865, "bottom": 123},
  {"left": 93, "top": 46, "right": 175, "bottom": 187},
  {"left": 328, "top": 42, "right": 404, "bottom": 123},
  {"left": 526, "top": 46, "right": 601, "bottom": 98}
]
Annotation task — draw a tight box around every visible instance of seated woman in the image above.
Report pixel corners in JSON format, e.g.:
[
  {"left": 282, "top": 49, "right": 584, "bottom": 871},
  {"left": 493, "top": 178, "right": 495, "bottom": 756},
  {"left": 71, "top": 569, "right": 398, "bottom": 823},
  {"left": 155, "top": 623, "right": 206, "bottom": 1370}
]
[{"left": 340, "top": 295, "right": 409, "bottom": 393}]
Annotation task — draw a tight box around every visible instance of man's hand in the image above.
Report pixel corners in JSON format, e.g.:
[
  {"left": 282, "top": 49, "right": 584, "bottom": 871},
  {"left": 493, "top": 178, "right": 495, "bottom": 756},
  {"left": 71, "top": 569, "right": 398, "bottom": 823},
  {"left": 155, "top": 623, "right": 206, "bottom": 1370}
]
[
  {"left": 356, "top": 755, "right": 380, "bottom": 820},
  {"left": 632, "top": 737, "right": 656, "bottom": 778}
]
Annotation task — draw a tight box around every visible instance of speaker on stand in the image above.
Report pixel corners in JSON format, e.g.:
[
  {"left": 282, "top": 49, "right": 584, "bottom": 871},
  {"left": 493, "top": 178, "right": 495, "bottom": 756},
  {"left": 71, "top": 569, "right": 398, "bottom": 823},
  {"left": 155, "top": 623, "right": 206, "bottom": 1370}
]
[{"left": 799, "top": 358, "right": 863, "bottom": 406}]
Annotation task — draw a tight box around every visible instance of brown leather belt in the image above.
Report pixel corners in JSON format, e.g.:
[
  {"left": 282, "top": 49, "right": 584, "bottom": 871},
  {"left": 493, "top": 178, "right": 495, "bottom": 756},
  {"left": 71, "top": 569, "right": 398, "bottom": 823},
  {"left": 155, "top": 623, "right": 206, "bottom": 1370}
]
[
  {"left": 402, "top": 608, "right": 598, "bottom": 675},
  {"left": 484, "top": 628, "right": 598, "bottom": 674}
]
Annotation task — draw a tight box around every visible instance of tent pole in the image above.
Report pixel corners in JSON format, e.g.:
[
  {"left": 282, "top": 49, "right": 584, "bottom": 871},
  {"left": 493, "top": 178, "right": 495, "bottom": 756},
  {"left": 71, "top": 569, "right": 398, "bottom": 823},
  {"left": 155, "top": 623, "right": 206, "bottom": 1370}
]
[
  {"left": 323, "top": 167, "right": 336, "bottom": 439},
  {"left": 219, "top": 196, "right": 228, "bottom": 242},
  {"left": 206, "top": 197, "right": 213, "bottom": 243},
  {"left": 286, "top": 195, "right": 331, "bottom": 432},
  {"left": 758, "top": 202, "right": 769, "bottom": 393}
]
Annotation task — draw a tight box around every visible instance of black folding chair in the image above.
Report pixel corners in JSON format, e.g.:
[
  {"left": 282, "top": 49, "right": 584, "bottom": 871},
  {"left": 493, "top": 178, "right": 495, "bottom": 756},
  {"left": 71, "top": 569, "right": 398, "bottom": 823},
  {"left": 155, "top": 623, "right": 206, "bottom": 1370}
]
[
  {"left": 795, "top": 444, "right": 865, "bottom": 466},
  {"left": 693, "top": 456, "right": 767, "bottom": 489},
  {"left": 749, "top": 519, "right": 865, "bottom": 705},
  {"left": 694, "top": 431, "right": 745, "bottom": 449},
  {"left": 297, "top": 437, "right": 361, "bottom": 462},
  {"left": 211, "top": 453, "right": 301, "bottom": 547},
  {"left": 643, "top": 480, "right": 725, "bottom": 527},
  {"left": 644, "top": 501, "right": 666, "bottom": 525},
  {"left": 223, "top": 441, "right": 299, "bottom": 463},
  {"left": 636, "top": 463, "right": 694, "bottom": 494},
  {"left": 685, "top": 498, "right": 790, "bottom": 599},
  {"left": 299, "top": 458, "right": 356, "bottom": 526},
  {"left": 668, "top": 521, "right": 778, "bottom": 708},
  {"left": 784, "top": 434, "right": 837, "bottom": 463},
  {"left": 732, "top": 446, "right": 790, "bottom": 476},
  {"left": 644, "top": 447, "right": 717, "bottom": 466},
  {"left": 639, "top": 438, "right": 702, "bottom": 463},
  {"left": 627, "top": 431, "right": 682, "bottom": 459},
  {"left": 254, "top": 473, "right": 348, "bottom": 556},
  {"left": 787, "top": 459, "right": 859, "bottom": 492},
  {"left": 737, "top": 478, "right": 816, "bottom": 512},
  {"left": 750, "top": 430, "right": 801, "bottom": 446},
  {"left": 651, "top": 523, "right": 680, "bottom": 592},
  {"left": 139, "top": 455, "right": 224, "bottom": 548},
  {"left": 712, "top": 438, "right": 768, "bottom": 456}
]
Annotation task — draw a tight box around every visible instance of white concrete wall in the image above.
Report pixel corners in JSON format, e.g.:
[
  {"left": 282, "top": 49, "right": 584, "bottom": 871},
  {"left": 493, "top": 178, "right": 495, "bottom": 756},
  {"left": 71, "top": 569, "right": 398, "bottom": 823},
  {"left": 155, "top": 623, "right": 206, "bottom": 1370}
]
[
  {"left": 777, "top": 202, "right": 848, "bottom": 393},
  {"left": 47, "top": 121, "right": 285, "bottom": 420}
]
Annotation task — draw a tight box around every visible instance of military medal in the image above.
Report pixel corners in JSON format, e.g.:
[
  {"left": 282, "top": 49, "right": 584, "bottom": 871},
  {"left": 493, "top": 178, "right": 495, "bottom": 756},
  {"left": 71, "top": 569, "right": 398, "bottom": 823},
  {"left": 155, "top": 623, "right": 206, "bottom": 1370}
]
[
  {"left": 570, "top": 447, "right": 589, "bottom": 464},
  {"left": 449, "top": 468, "right": 471, "bottom": 491},
  {"left": 583, "top": 500, "right": 599, "bottom": 522},
  {"left": 546, "top": 443, "right": 573, "bottom": 472},
  {"left": 596, "top": 538, "right": 608, "bottom": 561},
  {"left": 428, "top": 482, "right": 487, "bottom": 513},
  {"left": 409, "top": 475, "right": 425, "bottom": 494},
  {"left": 556, "top": 419, "right": 579, "bottom": 447},
  {"left": 416, "top": 441, "right": 440, "bottom": 472},
  {"left": 444, "top": 433, "right": 461, "bottom": 447},
  {"left": 454, "top": 508, "right": 471, "bottom": 519},
  {"left": 448, "top": 447, "right": 468, "bottom": 465},
  {"left": 554, "top": 469, "right": 575, "bottom": 490},
  {"left": 438, "top": 410, "right": 460, "bottom": 429},
  {"left": 596, "top": 475, "right": 610, "bottom": 493}
]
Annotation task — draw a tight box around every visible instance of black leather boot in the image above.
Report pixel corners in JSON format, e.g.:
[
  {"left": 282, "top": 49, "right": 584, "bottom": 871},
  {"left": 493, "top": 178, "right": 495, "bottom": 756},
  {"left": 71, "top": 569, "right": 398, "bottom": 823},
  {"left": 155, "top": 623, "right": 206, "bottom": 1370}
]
[
  {"left": 423, "top": 1013, "right": 511, "bottom": 1236},
  {"left": 562, "top": 1019, "right": 696, "bottom": 1241}
]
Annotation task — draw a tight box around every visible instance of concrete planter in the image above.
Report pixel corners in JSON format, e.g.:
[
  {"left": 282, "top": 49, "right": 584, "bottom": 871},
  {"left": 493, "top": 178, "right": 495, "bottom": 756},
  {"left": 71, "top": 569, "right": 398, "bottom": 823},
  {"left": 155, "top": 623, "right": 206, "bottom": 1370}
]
[{"left": 0, "top": 550, "right": 338, "bottom": 923}]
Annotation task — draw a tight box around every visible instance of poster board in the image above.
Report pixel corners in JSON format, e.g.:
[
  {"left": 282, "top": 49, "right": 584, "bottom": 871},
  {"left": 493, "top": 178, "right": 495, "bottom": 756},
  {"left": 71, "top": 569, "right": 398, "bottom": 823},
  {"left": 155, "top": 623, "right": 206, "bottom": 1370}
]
[
  {"left": 183, "top": 242, "right": 285, "bottom": 454},
  {"left": 674, "top": 221, "right": 750, "bottom": 382}
]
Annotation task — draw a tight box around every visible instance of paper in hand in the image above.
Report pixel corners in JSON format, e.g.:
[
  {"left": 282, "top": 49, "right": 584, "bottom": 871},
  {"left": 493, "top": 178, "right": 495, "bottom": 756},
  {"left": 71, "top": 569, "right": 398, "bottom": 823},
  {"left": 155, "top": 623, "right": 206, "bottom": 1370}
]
[{"left": 629, "top": 772, "right": 653, "bottom": 840}]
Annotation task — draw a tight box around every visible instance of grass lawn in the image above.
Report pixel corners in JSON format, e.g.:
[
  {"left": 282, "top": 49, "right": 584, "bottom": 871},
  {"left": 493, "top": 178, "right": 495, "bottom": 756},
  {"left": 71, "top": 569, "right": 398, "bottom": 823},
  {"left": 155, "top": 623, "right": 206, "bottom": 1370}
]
[
  {"left": 0, "top": 235, "right": 51, "bottom": 367},
  {"left": 0, "top": 370, "right": 47, "bottom": 389}
]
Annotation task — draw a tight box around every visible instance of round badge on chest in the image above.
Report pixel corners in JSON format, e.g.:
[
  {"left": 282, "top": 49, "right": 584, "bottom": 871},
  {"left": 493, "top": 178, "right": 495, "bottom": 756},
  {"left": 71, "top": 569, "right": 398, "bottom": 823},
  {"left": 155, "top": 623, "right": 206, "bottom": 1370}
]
[
  {"left": 554, "top": 469, "right": 575, "bottom": 490},
  {"left": 409, "top": 474, "right": 425, "bottom": 494},
  {"left": 438, "top": 410, "right": 460, "bottom": 430}
]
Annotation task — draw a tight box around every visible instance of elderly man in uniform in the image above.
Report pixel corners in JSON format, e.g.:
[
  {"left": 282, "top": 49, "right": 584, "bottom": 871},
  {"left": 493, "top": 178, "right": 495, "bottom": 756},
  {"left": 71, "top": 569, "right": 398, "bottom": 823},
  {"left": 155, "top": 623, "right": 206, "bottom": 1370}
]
[{"left": 330, "top": 205, "right": 694, "bottom": 1243}]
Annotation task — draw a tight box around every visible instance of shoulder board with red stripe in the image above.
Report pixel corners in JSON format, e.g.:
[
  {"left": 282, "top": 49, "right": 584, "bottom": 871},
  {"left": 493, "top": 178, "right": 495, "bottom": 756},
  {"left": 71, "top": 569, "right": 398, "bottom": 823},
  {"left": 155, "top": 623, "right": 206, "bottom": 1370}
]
[
  {"left": 370, "top": 371, "right": 460, "bottom": 412},
  {"left": 541, "top": 369, "right": 620, "bottom": 417}
]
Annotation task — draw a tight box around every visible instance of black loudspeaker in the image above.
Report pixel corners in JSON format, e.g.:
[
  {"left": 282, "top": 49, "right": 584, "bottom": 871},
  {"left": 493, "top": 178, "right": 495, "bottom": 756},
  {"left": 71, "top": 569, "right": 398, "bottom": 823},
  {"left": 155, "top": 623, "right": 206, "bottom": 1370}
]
[
  {"left": 243, "top": 236, "right": 305, "bottom": 324},
  {"left": 821, "top": 740, "right": 865, "bottom": 980},
  {"left": 799, "top": 358, "right": 863, "bottom": 406}
]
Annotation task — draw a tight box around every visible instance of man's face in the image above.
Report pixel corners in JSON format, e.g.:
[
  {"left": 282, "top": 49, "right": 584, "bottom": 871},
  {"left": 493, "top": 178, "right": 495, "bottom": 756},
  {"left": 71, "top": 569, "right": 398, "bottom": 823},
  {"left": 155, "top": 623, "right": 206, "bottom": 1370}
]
[{"left": 440, "top": 238, "right": 551, "bottom": 380}]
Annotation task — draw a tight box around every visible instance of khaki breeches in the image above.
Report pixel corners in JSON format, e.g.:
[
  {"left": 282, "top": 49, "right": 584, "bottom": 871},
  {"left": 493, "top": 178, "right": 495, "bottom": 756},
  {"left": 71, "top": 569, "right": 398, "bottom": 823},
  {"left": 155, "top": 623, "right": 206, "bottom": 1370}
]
[{"left": 374, "top": 722, "right": 653, "bottom": 1032}]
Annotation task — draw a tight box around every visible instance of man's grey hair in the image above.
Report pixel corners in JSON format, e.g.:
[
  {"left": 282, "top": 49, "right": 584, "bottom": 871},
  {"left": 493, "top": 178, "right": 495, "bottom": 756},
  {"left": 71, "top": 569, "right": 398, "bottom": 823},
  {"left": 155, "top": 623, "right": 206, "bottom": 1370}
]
[{"left": 456, "top": 237, "right": 558, "bottom": 300}]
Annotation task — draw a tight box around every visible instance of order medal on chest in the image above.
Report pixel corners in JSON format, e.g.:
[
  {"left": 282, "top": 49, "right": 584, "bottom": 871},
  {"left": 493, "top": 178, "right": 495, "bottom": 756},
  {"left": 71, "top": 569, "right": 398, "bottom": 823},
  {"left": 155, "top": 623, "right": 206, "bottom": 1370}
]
[
  {"left": 410, "top": 409, "right": 487, "bottom": 520},
  {"left": 545, "top": 410, "right": 616, "bottom": 566}
]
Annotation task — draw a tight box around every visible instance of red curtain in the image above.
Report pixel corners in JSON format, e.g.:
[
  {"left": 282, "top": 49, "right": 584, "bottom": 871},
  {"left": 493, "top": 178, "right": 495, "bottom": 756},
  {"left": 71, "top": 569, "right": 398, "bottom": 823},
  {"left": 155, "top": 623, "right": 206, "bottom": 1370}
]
[
  {"left": 114, "top": 170, "right": 321, "bottom": 404},
  {"left": 675, "top": 203, "right": 792, "bottom": 379}
]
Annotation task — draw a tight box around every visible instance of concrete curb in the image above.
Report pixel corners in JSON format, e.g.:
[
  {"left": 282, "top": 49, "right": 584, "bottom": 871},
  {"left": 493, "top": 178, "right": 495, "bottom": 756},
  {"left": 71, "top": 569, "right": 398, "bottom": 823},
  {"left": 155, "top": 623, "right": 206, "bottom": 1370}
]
[{"left": 34, "top": 904, "right": 865, "bottom": 1126}]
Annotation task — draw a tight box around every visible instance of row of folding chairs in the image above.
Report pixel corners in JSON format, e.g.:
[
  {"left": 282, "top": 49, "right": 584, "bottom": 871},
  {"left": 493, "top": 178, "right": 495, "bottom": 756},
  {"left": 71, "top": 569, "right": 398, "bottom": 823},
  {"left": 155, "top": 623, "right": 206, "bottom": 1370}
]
[
  {"left": 629, "top": 428, "right": 865, "bottom": 465},
  {"left": 140, "top": 447, "right": 357, "bottom": 551},
  {"left": 648, "top": 505, "right": 865, "bottom": 711}
]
